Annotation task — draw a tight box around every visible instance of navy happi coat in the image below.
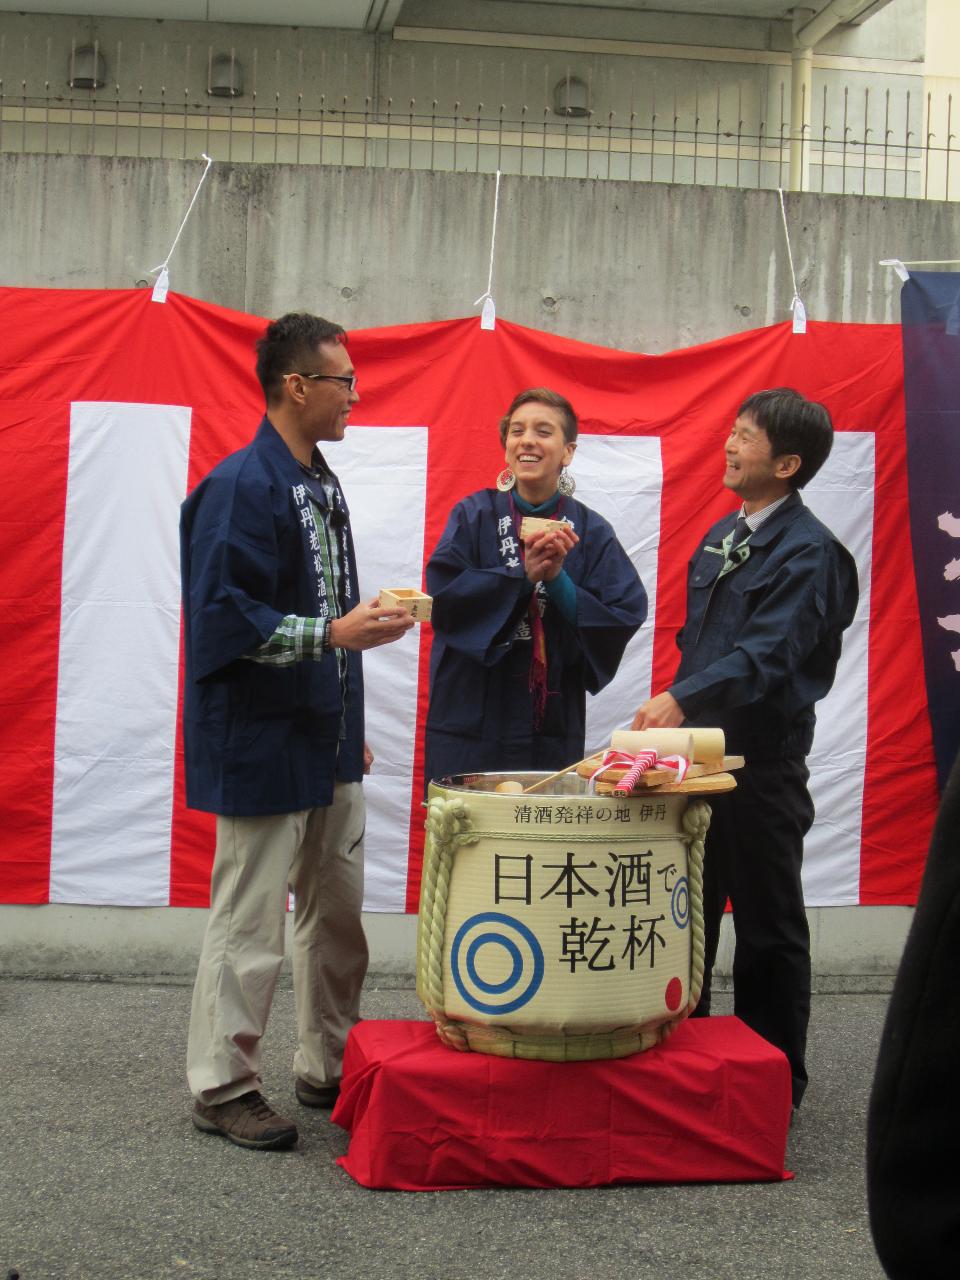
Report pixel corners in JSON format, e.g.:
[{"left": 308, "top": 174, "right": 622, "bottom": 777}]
[
  {"left": 180, "top": 417, "right": 364, "bottom": 816},
  {"left": 424, "top": 489, "right": 647, "bottom": 783}
]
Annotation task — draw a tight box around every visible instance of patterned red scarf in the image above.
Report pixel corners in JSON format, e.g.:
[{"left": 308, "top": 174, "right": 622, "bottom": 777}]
[{"left": 510, "top": 493, "right": 564, "bottom": 730}]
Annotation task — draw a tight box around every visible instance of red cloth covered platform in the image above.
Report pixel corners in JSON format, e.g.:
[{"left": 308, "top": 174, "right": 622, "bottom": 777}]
[{"left": 332, "top": 1018, "right": 792, "bottom": 1190}]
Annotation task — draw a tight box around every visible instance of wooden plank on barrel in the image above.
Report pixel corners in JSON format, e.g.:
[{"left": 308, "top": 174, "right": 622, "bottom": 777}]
[
  {"left": 593, "top": 772, "right": 738, "bottom": 796},
  {"left": 610, "top": 728, "right": 726, "bottom": 773},
  {"left": 577, "top": 756, "right": 745, "bottom": 785}
]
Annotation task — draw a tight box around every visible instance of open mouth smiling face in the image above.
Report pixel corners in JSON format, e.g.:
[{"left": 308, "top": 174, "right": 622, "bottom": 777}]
[
  {"left": 723, "top": 412, "right": 785, "bottom": 507},
  {"left": 504, "top": 403, "right": 575, "bottom": 499}
]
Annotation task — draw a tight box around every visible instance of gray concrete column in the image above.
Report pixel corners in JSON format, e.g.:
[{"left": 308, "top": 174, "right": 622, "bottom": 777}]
[{"left": 790, "top": 8, "right": 817, "bottom": 192}]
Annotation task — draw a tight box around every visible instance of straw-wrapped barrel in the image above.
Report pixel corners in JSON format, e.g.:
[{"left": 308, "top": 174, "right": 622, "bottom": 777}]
[{"left": 416, "top": 771, "right": 713, "bottom": 1062}]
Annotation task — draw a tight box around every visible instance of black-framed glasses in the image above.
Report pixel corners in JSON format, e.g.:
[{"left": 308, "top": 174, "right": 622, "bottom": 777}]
[{"left": 287, "top": 371, "right": 357, "bottom": 393}]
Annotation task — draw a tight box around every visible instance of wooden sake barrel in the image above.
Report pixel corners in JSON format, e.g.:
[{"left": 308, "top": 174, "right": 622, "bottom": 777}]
[{"left": 416, "top": 772, "right": 711, "bottom": 1062}]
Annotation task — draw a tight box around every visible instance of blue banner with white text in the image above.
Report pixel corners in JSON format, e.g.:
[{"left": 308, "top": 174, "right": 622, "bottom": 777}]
[{"left": 901, "top": 272, "right": 960, "bottom": 790}]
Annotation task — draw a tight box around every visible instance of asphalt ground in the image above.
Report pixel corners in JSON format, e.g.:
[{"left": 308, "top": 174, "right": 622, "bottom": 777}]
[{"left": 2, "top": 979, "right": 889, "bottom": 1280}]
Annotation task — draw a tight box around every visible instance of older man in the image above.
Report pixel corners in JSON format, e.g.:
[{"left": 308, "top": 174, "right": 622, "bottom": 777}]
[
  {"left": 633, "top": 387, "right": 858, "bottom": 1111},
  {"left": 181, "top": 313, "right": 414, "bottom": 1149}
]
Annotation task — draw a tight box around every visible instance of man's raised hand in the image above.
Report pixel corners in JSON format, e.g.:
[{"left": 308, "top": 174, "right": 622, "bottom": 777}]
[{"left": 329, "top": 599, "right": 416, "bottom": 651}]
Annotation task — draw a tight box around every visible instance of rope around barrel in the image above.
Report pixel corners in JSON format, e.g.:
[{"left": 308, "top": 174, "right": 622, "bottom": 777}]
[
  {"left": 417, "top": 791, "right": 714, "bottom": 1059},
  {"left": 684, "top": 798, "right": 709, "bottom": 1013},
  {"left": 417, "top": 795, "right": 480, "bottom": 1050}
]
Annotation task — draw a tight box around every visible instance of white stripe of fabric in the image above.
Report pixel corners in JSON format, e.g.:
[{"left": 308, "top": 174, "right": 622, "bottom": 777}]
[
  {"left": 575, "top": 435, "right": 663, "bottom": 751},
  {"left": 50, "top": 403, "right": 191, "bottom": 906},
  {"left": 801, "top": 433, "right": 874, "bottom": 907},
  {"left": 329, "top": 426, "right": 428, "bottom": 913}
]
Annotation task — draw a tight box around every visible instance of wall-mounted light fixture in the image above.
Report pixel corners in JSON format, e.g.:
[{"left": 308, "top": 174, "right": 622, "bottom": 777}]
[
  {"left": 68, "top": 45, "right": 106, "bottom": 91},
  {"left": 208, "top": 52, "right": 243, "bottom": 99},
  {"left": 552, "top": 75, "right": 590, "bottom": 118}
]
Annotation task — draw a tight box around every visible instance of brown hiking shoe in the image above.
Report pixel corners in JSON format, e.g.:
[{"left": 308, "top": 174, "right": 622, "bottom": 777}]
[
  {"left": 192, "top": 1090, "right": 298, "bottom": 1150},
  {"left": 294, "top": 1076, "right": 340, "bottom": 1109}
]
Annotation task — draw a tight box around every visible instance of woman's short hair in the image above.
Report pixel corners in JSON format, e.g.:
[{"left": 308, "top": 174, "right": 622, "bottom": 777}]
[{"left": 498, "top": 388, "right": 579, "bottom": 445}]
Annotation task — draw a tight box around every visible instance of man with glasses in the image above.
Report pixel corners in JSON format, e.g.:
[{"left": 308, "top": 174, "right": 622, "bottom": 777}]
[
  {"left": 181, "top": 313, "right": 415, "bottom": 1150},
  {"left": 631, "top": 387, "right": 858, "bottom": 1116}
]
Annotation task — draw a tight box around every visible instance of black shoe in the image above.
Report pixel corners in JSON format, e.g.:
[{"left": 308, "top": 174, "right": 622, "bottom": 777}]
[
  {"left": 295, "top": 1076, "right": 340, "bottom": 1109},
  {"left": 192, "top": 1090, "right": 298, "bottom": 1150}
]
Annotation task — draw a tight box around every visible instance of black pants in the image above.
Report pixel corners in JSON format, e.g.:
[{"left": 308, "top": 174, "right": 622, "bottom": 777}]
[
  {"left": 691, "top": 754, "right": 815, "bottom": 1108},
  {"left": 867, "top": 749, "right": 960, "bottom": 1279}
]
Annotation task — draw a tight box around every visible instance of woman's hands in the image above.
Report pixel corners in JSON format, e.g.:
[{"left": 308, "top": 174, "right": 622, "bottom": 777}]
[{"left": 523, "top": 525, "right": 578, "bottom": 584}]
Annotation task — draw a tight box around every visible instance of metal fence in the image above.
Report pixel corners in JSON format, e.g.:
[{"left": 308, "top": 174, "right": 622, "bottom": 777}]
[{"left": 0, "top": 33, "right": 956, "bottom": 201}]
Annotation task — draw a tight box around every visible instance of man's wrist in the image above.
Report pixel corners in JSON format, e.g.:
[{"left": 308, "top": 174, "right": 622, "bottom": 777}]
[{"left": 666, "top": 684, "right": 691, "bottom": 718}]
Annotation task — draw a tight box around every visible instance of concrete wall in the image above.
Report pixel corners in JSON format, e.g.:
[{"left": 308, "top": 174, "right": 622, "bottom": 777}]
[
  {"left": 1, "top": 150, "right": 954, "bottom": 980},
  {"left": 2, "top": 152, "right": 959, "bottom": 352},
  {"left": 0, "top": 902, "right": 914, "bottom": 988}
]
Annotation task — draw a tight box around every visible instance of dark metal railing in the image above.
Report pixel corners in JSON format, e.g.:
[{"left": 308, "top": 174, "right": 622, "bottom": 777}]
[{"left": 0, "top": 35, "right": 954, "bottom": 200}]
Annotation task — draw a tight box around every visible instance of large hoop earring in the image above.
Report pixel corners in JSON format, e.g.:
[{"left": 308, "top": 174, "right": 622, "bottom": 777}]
[
  {"left": 496, "top": 468, "right": 516, "bottom": 493},
  {"left": 557, "top": 468, "right": 576, "bottom": 497}
]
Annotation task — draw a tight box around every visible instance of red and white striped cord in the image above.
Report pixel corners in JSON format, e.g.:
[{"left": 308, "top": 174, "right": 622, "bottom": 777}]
[{"left": 588, "top": 748, "right": 690, "bottom": 796}]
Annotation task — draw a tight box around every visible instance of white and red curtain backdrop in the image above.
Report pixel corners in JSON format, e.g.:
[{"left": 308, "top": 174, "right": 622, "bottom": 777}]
[{"left": 0, "top": 287, "right": 937, "bottom": 912}]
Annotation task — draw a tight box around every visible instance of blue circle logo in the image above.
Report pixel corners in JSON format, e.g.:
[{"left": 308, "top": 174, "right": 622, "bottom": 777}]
[
  {"left": 671, "top": 876, "right": 690, "bottom": 929},
  {"left": 450, "top": 912, "right": 544, "bottom": 1015}
]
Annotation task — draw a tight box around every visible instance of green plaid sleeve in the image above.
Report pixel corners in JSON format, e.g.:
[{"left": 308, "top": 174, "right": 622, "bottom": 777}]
[{"left": 245, "top": 615, "right": 329, "bottom": 665}]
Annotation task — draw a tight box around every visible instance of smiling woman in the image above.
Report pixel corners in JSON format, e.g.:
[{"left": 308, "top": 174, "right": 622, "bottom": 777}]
[
  {"left": 502, "top": 394, "right": 576, "bottom": 506},
  {"left": 423, "top": 387, "right": 649, "bottom": 785}
]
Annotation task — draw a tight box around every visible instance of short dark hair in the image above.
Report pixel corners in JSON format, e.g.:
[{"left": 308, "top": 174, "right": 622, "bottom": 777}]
[
  {"left": 498, "top": 388, "right": 578, "bottom": 445},
  {"left": 737, "top": 387, "right": 834, "bottom": 489},
  {"left": 255, "top": 313, "right": 347, "bottom": 401}
]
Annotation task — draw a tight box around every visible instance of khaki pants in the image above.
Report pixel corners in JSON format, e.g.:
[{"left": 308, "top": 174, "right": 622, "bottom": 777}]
[{"left": 186, "top": 782, "right": 368, "bottom": 1106}]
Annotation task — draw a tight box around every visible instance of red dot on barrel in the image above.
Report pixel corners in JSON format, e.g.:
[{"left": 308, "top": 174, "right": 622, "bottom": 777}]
[{"left": 665, "top": 976, "right": 683, "bottom": 1011}]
